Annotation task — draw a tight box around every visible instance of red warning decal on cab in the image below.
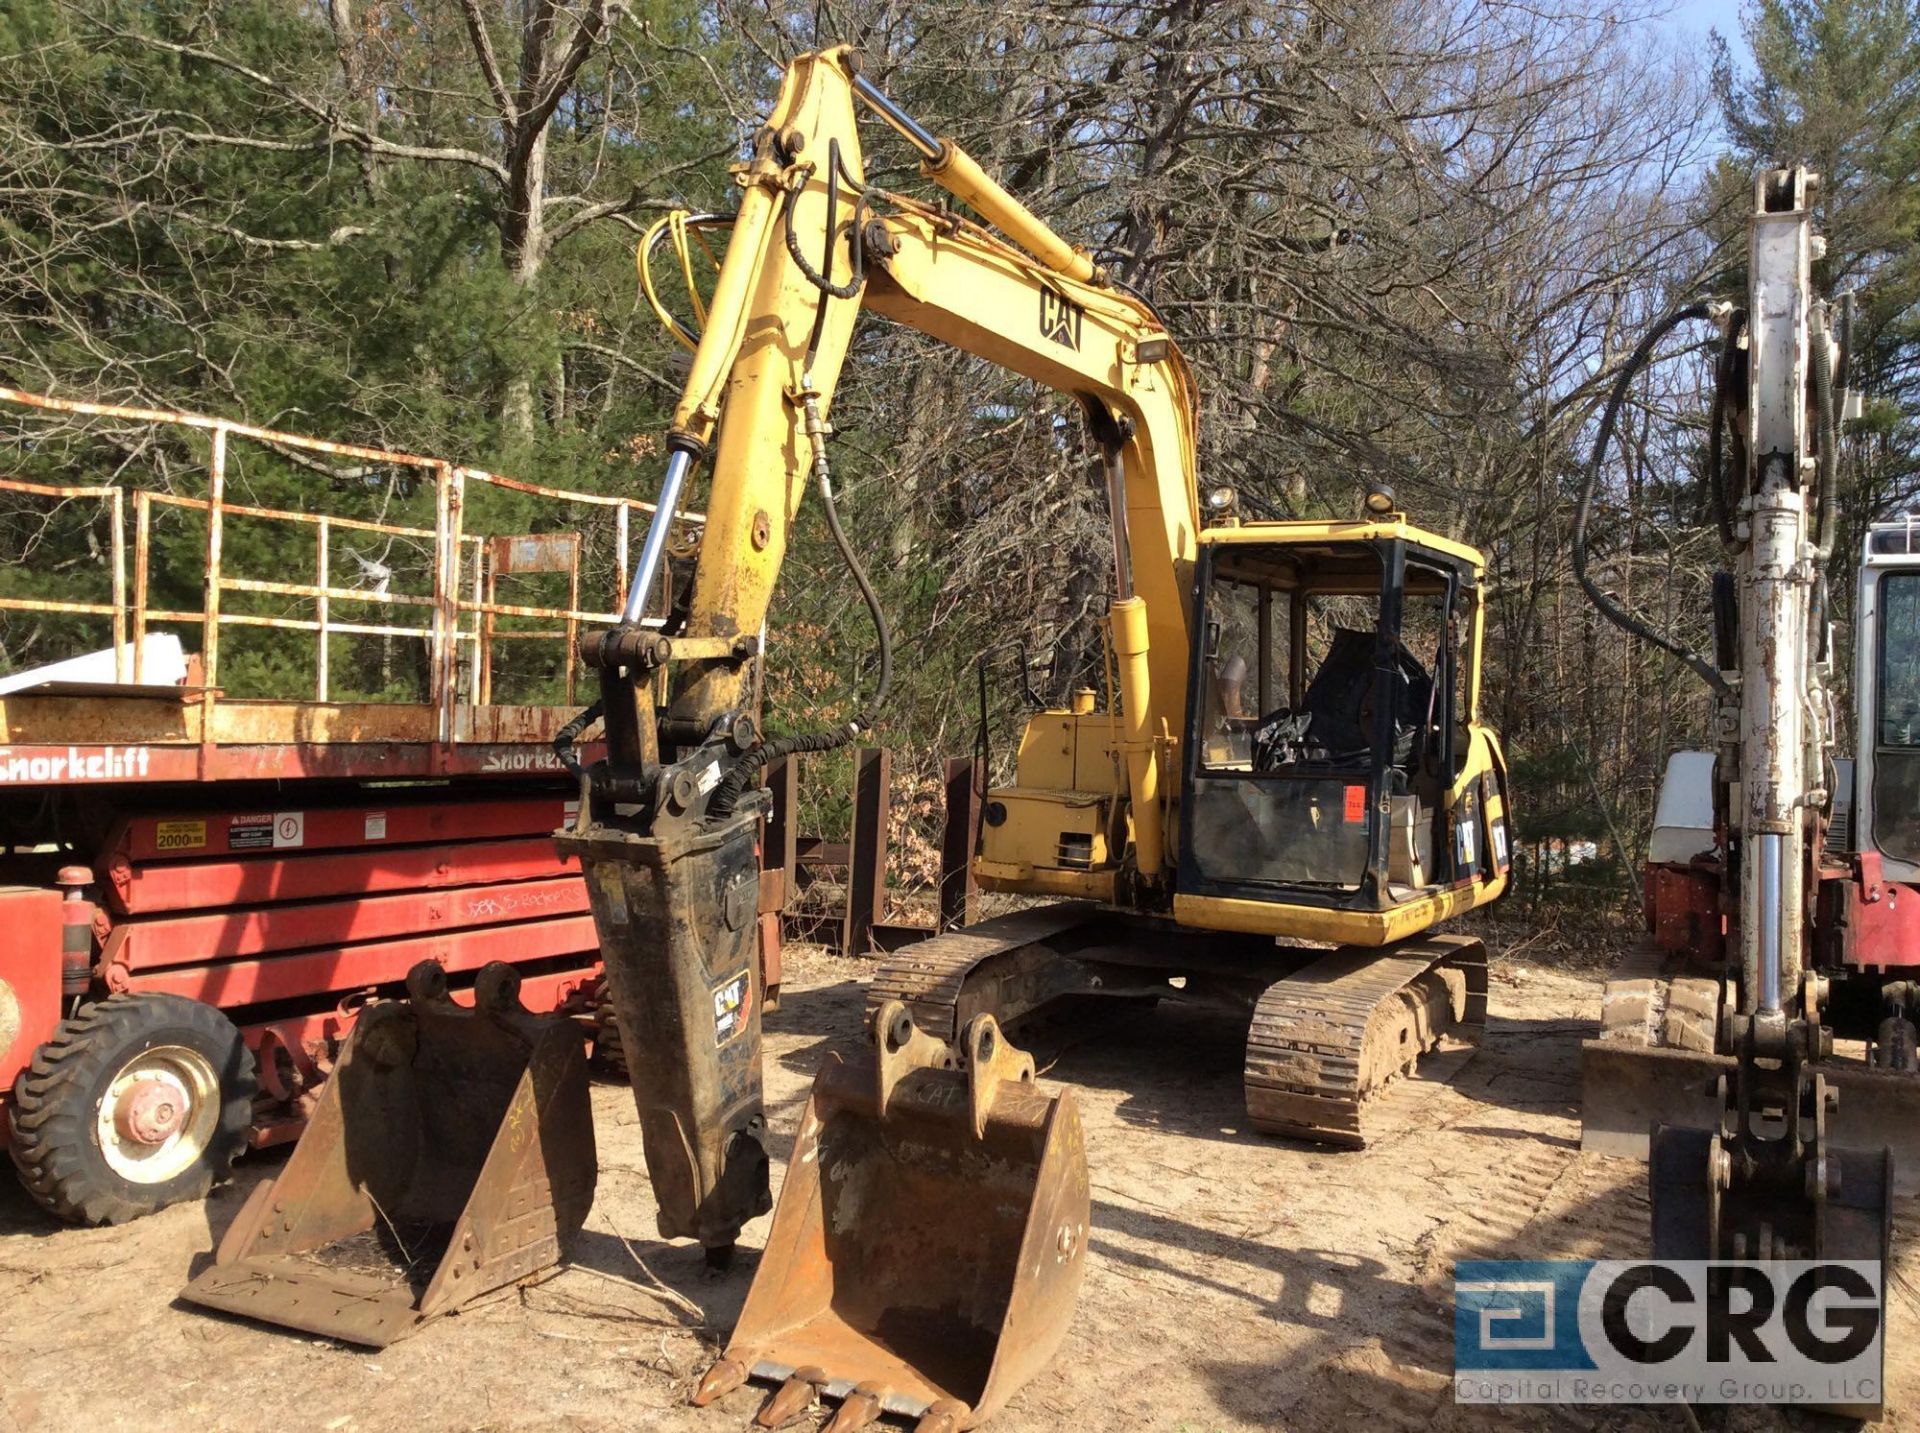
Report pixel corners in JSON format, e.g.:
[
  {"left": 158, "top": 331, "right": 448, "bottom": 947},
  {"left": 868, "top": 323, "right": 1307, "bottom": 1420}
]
[{"left": 1343, "top": 785, "right": 1367, "bottom": 823}]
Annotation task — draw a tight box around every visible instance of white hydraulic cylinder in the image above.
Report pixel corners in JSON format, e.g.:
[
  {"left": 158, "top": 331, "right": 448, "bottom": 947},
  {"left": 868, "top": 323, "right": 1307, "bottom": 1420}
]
[{"left": 1737, "top": 169, "right": 1821, "bottom": 1016}]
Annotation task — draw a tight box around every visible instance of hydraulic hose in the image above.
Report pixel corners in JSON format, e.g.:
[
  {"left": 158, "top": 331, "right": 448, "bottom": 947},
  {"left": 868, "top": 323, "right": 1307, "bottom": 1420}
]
[
  {"left": 1810, "top": 306, "right": 1839, "bottom": 563},
  {"left": 1574, "top": 301, "right": 1733, "bottom": 698},
  {"left": 706, "top": 391, "right": 893, "bottom": 821},
  {"left": 1706, "top": 309, "right": 1745, "bottom": 549},
  {"left": 553, "top": 698, "right": 604, "bottom": 778},
  {"left": 783, "top": 139, "right": 868, "bottom": 304},
  {"left": 809, "top": 395, "right": 894, "bottom": 727}
]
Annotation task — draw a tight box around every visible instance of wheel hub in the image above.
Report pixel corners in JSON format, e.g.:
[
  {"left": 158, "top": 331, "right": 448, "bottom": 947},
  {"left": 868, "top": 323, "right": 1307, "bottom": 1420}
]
[
  {"left": 113, "top": 1077, "right": 186, "bottom": 1146},
  {"left": 94, "top": 1044, "right": 221, "bottom": 1185}
]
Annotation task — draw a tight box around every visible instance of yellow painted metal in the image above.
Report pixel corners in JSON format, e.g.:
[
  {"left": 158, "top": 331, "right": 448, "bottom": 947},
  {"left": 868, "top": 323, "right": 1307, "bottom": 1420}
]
[
  {"left": 975, "top": 861, "right": 1118, "bottom": 902},
  {"left": 919, "top": 141, "right": 1102, "bottom": 285},
  {"left": 1109, "top": 595, "right": 1164, "bottom": 879},
  {"left": 666, "top": 55, "right": 868, "bottom": 721},
  {"left": 664, "top": 61, "right": 815, "bottom": 445},
  {"left": 862, "top": 211, "right": 1199, "bottom": 738},
  {"left": 1069, "top": 717, "right": 1122, "bottom": 794},
  {"left": 1174, "top": 869, "right": 1506, "bottom": 946},
  {"left": 1005, "top": 711, "right": 1124, "bottom": 799},
  {"left": 1015, "top": 712, "right": 1078, "bottom": 790},
  {"left": 651, "top": 44, "right": 1201, "bottom": 757},
  {"left": 1199, "top": 515, "right": 1485, "bottom": 571},
  {"left": 977, "top": 788, "right": 1109, "bottom": 872}
]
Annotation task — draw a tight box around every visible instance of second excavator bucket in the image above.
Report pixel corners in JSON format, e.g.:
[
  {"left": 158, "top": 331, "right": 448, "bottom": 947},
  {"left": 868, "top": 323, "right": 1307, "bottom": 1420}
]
[
  {"left": 694, "top": 1001, "right": 1089, "bottom": 1433},
  {"left": 180, "top": 961, "right": 596, "bottom": 1347},
  {"left": 1583, "top": 1037, "right": 1920, "bottom": 1196}
]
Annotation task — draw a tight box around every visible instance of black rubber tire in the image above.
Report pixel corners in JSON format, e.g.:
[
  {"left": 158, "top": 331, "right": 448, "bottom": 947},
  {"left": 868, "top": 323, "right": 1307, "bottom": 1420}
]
[{"left": 7, "top": 994, "right": 255, "bottom": 1225}]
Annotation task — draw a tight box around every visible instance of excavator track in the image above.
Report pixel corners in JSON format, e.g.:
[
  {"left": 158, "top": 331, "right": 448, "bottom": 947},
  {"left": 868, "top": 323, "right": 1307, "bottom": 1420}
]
[
  {"left": 1593, "top": 938, "right": 1721, "bottom": 1053},
  {"left": 1580, "top": 938, "right": 1730, "bottom": 1160},
  {"left": 872, "top": 910, "right": 1487, "bottom": 1149},
  {"left": 864, "top": 902, "right": 1103, "bottom": 1039},
  {"left": 1243, "top": 935, "right": 1487, "bottom": 1147}
]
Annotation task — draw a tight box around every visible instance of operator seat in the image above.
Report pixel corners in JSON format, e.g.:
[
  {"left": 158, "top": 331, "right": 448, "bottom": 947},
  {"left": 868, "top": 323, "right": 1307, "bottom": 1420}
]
[{"left": 1300, "top": 628, "right": 1433, "bottom": 767}]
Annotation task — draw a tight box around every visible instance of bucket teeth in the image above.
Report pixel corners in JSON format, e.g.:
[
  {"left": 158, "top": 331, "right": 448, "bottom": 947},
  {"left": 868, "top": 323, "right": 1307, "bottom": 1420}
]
[
  {"left": 822, "top": 1386, "right": 887, "bottom": 1433},
  {"left": 912, "top": 1399, "right": 971, "bottom": 1433},
  {"left": 714, "top": 1006, "right": 1087, "bottom": 1429},
  {"left": 755, "top": 1369, "right": 823, "bottom": 1428},
  {"left": 691, "top": 1356, "right": 751, "bottom": 1407}
]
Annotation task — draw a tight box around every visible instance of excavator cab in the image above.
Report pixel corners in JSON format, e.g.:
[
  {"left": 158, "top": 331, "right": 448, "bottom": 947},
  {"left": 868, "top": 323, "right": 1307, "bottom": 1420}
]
[
  {"left": 975, "top": 512, "right": 1511, "bottom": 944},
  {"left": 1177, "top": 518, "right": 1511, "bottom": 934}
]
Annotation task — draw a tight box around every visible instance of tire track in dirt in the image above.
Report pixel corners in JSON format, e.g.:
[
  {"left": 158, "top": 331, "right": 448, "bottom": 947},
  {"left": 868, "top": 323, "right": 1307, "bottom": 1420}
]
[{"left": 1282, "top": 993, "right": 1613, "bottom": 1433}]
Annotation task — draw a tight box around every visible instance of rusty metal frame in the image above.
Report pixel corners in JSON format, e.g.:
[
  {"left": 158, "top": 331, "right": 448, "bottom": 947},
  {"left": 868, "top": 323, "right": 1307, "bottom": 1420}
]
[
  {"left": 0, "top": 385, "right": 704, "bottom": 739},
  {"left": 0, "top": 477, "right": 128, "bottom": 679},
  {"left": 768, "top": 749, "right": 983, "bottom": 956},
  {"left": 838, "top": 748, "right": 890, "bottom": 955}
]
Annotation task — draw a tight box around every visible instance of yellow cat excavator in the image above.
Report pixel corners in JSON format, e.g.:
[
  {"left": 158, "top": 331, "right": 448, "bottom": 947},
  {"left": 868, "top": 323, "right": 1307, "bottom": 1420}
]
[
  {"left": 568, "top": 48, "right": 1511, "bottom": 1425},
  {"left": 186, "top": 49, "right": 1513, "bottom": 1431}
]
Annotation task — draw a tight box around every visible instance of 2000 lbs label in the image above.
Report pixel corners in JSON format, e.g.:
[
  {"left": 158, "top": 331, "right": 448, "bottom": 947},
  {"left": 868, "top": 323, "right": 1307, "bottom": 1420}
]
[
  {"left": 154, "top": 819, "right": 206, "bottom": 852},
  {"left": 712, "top": 971, "right": 752, "bottom": 1047}
]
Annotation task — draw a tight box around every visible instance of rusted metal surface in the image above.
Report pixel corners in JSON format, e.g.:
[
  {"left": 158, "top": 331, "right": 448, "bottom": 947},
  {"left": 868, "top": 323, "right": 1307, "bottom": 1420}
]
[
  {"left": 0, "top": 384, "right": 704, "bottom": 786},
  {"left": 939, "top": 756, "right": 983, "bottom": 931},
  {"left": 765, "top": 756, "right": 799, "bottom": 890},
  {"left": 695, "top": 1003, "right": 1088, "bottom": 1429},
  {"left": 180, "top": 960, "right": 596, "bottom": 1347},
  {"left": 488, "top": 532, "right": 580, "bottom": 576},
  {"left": 1644, "top": 861, "right": 1726, "bottom": 961},
  {"left": 558, "top": 803, "right": 772, "bottom": 1254},
  {"left": 844, "top": 747, "right": 890, "bottom": 957},
  {"left": 765, "top": 749, "right": 983, "bottom": 958},
  {"left": 234, "top": 964, "right": 600, "bottom": 1150}
]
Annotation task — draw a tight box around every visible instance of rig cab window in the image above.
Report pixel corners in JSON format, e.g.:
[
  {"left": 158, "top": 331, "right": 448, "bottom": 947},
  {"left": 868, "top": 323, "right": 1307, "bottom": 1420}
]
[
  {"left": 1183, "top": 540, "right": 1470, "bottom": 907},
  {"left": 1875, "top": 571, "right": 1920, "bottom": 864}
]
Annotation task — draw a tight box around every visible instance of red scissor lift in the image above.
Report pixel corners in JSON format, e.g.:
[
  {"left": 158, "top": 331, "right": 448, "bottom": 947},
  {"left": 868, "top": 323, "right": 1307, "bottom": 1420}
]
[{"left": 0, "top": 387, "right": 706, "bottom": 1224}]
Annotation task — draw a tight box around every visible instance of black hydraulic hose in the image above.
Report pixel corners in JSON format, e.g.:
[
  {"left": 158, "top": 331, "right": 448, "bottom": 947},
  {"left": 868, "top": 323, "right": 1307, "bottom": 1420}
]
[
  {"left": 1811, "top": 308, "right": 1839, "bottom": 563},
  {"left": 706, "top": 394, "right": 894, "bottom": 821},
  {"left": 784, "top": 139, "right": 868, "bottom": 305},
  {"left": 1574, "top": 302, "right": 1733, "bottom": 698},
  {"left": 553, "top": 698, "right": 604, "bottom": 778},
  {"left": 814, "top": 425, "right": 894, "bottom": 729},
  {"left": 1706, "top": 309, "right": 1744, "bottom": 549}
]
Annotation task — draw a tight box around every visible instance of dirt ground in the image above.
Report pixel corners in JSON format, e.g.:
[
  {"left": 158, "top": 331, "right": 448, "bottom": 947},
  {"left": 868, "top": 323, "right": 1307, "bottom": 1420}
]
[{"left": 3, "top": 935, "right": 1916, "bottom": 1433}]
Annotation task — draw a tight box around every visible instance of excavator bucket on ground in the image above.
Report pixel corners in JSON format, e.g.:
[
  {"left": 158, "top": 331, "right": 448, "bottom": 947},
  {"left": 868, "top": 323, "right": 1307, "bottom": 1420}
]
[
  {"left": 693, "top": 1002, "right": 1089, "bottom": 1433},
  {"left": 180, "top": 961, "right": 596, "bottom": 1347},
  {"left": 1581, "top": 950, "right": 1920, "bottom": 1195}
]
